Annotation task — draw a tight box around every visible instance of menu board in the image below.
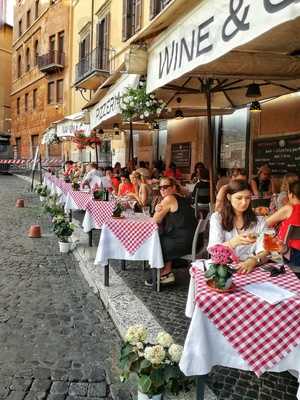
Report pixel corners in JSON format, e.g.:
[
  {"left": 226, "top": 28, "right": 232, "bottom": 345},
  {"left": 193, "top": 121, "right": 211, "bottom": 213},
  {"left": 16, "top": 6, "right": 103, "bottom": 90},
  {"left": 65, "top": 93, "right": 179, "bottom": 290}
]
[
  {"left": 171, "top": 142, "right": 191, "bottom": 173},
  {"left": 253, "top": 134, "right": 300, "bottom": 175}
]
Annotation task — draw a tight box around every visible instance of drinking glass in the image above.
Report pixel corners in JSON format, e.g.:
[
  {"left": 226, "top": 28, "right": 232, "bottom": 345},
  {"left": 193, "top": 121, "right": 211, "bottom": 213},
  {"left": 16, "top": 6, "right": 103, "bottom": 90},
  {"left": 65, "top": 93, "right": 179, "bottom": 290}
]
[
  {"left": 263, "top": 229, "right": 284, "bottom": 264},
  {"left": 128, "top": 200, "right": 136, "bottom": 216},
  {"left": 142, "top": 206, "right": 150, "bottom": 217}
]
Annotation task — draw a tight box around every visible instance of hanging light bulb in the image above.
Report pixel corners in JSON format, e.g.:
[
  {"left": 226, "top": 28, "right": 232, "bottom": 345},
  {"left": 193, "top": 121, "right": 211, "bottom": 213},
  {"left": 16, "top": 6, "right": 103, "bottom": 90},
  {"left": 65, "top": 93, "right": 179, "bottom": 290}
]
[
  {"left": 250, "top": 100, "right": 261, "bottom": 112},
  {"left": 174, "top": 97, "right": 184, "bottom": 120}
]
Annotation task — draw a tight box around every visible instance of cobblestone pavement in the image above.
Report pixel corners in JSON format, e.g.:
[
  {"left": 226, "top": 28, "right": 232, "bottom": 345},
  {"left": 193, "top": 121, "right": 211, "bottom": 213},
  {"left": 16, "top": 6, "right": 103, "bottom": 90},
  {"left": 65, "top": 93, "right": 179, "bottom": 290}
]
[{"left": 0, "top": 175, "right": 127, "bottom": 400}]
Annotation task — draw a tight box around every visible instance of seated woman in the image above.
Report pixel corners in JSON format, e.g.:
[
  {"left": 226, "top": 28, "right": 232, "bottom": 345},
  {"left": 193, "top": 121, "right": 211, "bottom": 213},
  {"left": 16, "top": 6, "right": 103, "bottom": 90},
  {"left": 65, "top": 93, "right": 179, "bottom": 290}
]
[
  {"left": 209, "top": 180, "right": 269, "bottom": 274},
  {"left": 250, "top": 164, "right": 274, "bottom": 196},
  {"left": 148, "top": 177, "right": 197, "bottom": 285},
  {"left": 164, "top": 162, "right": 182, "bottom": 180},
  {"left": 118, "top": 172, "right": 134, "bottom": 197},
  {"left": 277, "top": 173, "right": 299, "bottom": 209},
  {"left": 73, "top": 162, "right": 85, "bottom": 179},
  {"left": 215, "top": 168, "right": 247, "bottom": 212},
  {"left": 266, "top": 181, "right": 300, "bottom": 266},
  {"left": 127, "top": 171, "right": 152, "bottom": 208},
  {"left": 191, "top": 162, "right": 207, "bottom": 183}
]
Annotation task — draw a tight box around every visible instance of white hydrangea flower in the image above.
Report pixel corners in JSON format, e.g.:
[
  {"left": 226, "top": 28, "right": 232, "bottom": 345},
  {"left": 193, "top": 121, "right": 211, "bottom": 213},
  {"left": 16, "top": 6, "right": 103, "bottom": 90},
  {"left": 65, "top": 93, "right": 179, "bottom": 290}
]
[
  {"left": 130, "top": 102, "right": 135, "bottom": 107},
  {"left": 144, "top": 345, "right": 166, "bottom": 365},
  {"left": 156, "top": 331, "right": 173, "bottom": 348},
  {"left": 125, "top": 325, "right": 148, "bottom": 345},
  {"left": 140, "top": 114, "right": 144, "bottom": 119},
  {"left": 136, "top": 341, "right": 144, "bottom": 350},
  {"left": 150, "top": 94, "right": 155, "bottom": 99},
  {"left": 156, "top": 108, "right": 161, "bottom": 115},
  {"left": 145, "top": 101, "right": 150, "bottom": 107},
  {"left": 139, "top": 81, "right": 145, "bottom": 86},
  {"left": 128, "top": 96, "right": 133, "bottom": 101},
  {"left": 168, "top": 344, "right": 183, "bottom": 363},
  {"left": 144, "top": 111, "right": 150, "bottom": 117},
  {"left": 159, "top": 99, "right": 164, "bottom": 104},
  {"left": 123, "top": 97, "right": 129, "bottom": 104}
]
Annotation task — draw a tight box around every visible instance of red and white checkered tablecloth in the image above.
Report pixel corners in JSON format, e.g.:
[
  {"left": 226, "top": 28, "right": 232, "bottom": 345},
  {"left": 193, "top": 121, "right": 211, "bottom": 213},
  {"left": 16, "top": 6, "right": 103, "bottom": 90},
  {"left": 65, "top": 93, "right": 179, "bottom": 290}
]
[
  {"left": 68, "top": 191, "right": 91, "bottom": 210},
  {"left": 85, "top": 200, "right": 116, "bottom": 229},
  {"left": 191, "top": 265, "right": 300, "bottom": 376},
  {"left": 106, "top": 217, "right": 158, "bottom": 255}
]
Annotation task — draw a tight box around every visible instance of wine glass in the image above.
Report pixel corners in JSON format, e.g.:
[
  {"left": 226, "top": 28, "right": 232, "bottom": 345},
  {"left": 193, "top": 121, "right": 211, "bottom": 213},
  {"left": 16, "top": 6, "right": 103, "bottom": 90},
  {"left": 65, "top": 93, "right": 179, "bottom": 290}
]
[
  {"left": 128, "top": 200, "right": 136, "bottom": 216},
  {"left": 263, "top": 230, "right": 284, "bottom": 264}
]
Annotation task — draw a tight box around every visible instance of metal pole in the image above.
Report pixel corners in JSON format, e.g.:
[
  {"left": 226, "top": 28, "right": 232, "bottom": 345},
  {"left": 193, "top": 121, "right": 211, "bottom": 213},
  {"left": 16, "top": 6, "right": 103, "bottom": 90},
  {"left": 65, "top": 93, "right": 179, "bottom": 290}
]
[
  {"left": 129, "top": 119, "right": 133, "bottom": 162},
  {"left": 205, "top": 79, "right": 216, "bottom": 204}
]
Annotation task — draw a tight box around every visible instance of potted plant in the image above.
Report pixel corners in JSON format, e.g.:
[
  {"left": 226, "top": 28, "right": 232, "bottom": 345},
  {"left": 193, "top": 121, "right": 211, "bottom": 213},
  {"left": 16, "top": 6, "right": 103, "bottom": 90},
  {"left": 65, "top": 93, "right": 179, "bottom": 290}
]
[
  {"left": 119, "top": 325, "right": 191, "bottom": 400},
  {"left": 71, "top": 177, "right": 80, "bottom": 191},
  {"left": 112, "top": 202, "right": 125, "bottom": 218},
  {"left": 52, "top": 214, "right": 75, "bottom": 253},
  {"left": 34, "top": 184, "right": 49, "bottom": 201},
  {"left": 43, "top": 194, "right": 64, "bottom": 218},
  {"left": 92, "top": 184, "right": 104, "bottom": 201},
  {"left": 204, "top": 244, "right": 238, "bottom": 291}
]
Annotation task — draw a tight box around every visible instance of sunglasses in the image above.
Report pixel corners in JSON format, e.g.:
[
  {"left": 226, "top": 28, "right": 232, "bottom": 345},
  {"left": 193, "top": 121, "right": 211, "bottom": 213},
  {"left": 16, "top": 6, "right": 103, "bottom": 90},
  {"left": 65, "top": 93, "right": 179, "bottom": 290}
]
[{"left": 159, "top": 184, "right": 172, "bottom": 190}]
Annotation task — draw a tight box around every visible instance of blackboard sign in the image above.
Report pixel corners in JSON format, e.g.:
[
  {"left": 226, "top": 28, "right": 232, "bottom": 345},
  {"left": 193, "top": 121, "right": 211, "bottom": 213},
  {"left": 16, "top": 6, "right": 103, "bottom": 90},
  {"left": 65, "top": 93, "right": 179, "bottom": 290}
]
[
  {"left": 171, "top": 142, "right": 191, "bottom": 173},
  {"left": 253, "top": 135, "right": 300, "bottom": 175}
]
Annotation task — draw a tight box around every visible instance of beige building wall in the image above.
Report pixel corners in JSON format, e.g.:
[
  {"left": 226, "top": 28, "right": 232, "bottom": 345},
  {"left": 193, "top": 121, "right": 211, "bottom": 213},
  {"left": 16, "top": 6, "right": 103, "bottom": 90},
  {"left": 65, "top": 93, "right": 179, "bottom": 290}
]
[
  {"left": 11, "top": 0, "right": 71, "bottom": 159},
  {"left": 0, "top": 23, "right": 12, "bottom": 135}
]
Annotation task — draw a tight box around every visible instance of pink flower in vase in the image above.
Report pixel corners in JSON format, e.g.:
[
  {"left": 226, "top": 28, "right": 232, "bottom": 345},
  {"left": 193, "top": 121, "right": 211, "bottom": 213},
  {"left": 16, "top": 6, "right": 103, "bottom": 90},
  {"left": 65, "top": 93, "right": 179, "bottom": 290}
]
[{"left": 208, "top": 244, "right": 239, "bottom": 265}]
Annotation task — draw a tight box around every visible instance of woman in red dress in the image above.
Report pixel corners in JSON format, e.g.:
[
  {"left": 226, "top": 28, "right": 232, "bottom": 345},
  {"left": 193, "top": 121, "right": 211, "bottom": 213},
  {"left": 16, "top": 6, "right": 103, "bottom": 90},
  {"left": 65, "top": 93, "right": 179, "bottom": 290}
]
[{"left": 267, "top": 180, "right": 300, "bottom": 266}]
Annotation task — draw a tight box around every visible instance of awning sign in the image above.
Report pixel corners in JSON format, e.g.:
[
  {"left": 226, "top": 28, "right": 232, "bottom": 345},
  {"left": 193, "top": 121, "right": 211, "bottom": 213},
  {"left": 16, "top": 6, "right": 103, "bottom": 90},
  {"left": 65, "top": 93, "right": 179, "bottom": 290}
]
[
  {"left": 90, "top": 74, "right": 140, "bottom": 129},
  {"left": 56, "top": 121, "right": 90, "bottom": 138},
  {"left": 147, "top": 0, "right": 300, "bottom": 93}
]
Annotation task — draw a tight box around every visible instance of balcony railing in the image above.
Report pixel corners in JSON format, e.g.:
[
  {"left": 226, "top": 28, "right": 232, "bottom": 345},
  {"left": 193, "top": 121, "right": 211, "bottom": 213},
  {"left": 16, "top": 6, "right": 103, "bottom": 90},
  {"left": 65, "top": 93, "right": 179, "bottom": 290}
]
[
  {"left": 37, "top": 51, "right": 65, "bottom": 74},
  {"left": 75, "top": 47, "right": 114, "bottom": 90}
]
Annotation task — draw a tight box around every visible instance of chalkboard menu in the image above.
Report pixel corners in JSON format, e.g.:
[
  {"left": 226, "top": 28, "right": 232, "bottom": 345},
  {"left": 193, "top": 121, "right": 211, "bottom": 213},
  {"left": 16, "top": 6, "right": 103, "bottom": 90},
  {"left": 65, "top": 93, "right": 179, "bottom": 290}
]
[
  {"left": 253, "top": 134, "right": 300, "bottom": 175},
  {"left": 171, "top": 142, "right": 191, "bottom": 173}
]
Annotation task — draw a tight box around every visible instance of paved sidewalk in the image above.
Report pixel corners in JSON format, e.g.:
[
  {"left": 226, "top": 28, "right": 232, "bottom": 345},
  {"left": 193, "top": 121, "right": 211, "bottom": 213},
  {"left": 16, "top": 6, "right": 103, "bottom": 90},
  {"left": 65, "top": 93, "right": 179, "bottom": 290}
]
[{"left": 0, "top": 175, "right": 128, "bottom": 400}]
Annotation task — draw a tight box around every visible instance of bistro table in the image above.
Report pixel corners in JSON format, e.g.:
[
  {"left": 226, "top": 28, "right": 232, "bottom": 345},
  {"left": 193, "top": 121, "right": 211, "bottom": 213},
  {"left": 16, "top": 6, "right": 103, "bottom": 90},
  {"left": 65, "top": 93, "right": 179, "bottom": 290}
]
[
  {"left": 64, "top": 190, "right": 92, "bottom": 212},
  {"left": 180, "top": 263, "right": 300, "bottom": 399},
  {"left": 94, "top": 214, "right": 164, "bottom": 291},
  {"left": 82, "top": 199, "right": 116, "bottom": 246}
]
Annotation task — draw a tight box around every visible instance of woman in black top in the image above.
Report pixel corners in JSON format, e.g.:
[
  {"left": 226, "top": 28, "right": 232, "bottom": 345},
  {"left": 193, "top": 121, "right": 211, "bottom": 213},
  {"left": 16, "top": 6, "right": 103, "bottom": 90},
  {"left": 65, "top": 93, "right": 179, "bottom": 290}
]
[{"left": 149, "top": 177, "right": 197, "bottom": 285}]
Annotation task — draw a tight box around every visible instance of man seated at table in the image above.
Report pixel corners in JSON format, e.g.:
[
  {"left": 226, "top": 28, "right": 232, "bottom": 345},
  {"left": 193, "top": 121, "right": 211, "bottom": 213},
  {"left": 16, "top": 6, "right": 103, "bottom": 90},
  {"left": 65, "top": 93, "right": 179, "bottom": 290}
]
[
  {"left": 209, "top": 180, "right": 269, "bottom": 274},
  {"left": 99, "top": 167, "right": 120, "bottom": 193},
  {"left": 81, "top": 163, "right": 103, "bottom": 188},
  {"left": 266, "top": 180, "right": 300, "bottom": 266},
  {"left": 215, "top": 168, "right": 247, "bottom": 212}
]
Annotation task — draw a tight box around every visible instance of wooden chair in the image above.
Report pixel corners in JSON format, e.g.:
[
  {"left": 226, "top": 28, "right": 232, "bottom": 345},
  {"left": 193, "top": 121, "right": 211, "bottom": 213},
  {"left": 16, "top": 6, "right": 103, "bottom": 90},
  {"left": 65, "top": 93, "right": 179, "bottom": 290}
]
[{"left": 284, "top": 225, "right": 300, "bottom": 273}]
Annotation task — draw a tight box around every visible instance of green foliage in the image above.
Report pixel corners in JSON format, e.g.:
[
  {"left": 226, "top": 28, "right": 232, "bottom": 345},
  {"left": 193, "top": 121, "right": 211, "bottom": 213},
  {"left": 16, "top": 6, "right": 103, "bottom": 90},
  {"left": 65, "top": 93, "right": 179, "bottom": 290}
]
[
  {"left": 120, "top": 81, "right": 166, "bottom": 123},
  {"left": 112, "top": 202, "right": 125, "bottom": 217},
  {"left": 52, "top": 215, "right": 75, "bottom": 243},
  {"left": 34, "top": 184, "right": 49, "bottom": 197},
  {"left": 43, "top": 194, "right": 64, "bottom": 218}
]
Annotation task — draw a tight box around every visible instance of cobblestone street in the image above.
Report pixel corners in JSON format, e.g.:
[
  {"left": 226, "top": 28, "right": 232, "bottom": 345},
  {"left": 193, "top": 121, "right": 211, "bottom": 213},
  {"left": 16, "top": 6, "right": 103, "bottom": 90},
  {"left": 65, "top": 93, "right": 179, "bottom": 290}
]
[{"left": 0, "top": 175, "right": 124, "bottom": 400}]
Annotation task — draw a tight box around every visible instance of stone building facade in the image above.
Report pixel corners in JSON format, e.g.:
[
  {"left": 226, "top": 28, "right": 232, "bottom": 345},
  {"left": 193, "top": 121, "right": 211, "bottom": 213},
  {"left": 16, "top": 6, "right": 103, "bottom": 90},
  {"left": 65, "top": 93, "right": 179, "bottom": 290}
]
[{"left": 11, "top": 0, "right": 71, "bottom": 159}]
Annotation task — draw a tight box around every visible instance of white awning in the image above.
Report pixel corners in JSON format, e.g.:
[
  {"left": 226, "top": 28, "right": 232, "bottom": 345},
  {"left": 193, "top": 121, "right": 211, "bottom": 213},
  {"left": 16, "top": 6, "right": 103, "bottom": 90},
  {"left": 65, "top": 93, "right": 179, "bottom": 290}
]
[
  {"left": 147, "top": 0, "right": 300, "bottom": 93},
  {"left": 90, "top": 74, "right": 140, "bottom": 129},
  {"left": 56, "top": 111, "right": 90, "bottom": 138}
]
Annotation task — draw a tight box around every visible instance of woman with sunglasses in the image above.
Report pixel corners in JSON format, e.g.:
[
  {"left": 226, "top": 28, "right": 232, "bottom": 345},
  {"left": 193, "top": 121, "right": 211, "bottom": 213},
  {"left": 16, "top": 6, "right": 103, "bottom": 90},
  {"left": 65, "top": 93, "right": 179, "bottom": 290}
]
[
  {"left": 209, "top": 180, "right": 269, "bottom": 274},
  {"left": 148, "top": 177, "right": 197, "bottom": 285}
]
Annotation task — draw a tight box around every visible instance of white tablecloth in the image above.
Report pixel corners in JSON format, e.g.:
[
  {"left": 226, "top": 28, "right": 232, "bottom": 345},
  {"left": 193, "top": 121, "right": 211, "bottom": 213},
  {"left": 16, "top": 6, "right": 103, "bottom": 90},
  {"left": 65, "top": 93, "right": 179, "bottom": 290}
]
[
  {"left": 94, "top": 223, "right": 164, "bottom": 269},
  {"left": 180, "top": 275, "right": 300, "bottom": 399}
]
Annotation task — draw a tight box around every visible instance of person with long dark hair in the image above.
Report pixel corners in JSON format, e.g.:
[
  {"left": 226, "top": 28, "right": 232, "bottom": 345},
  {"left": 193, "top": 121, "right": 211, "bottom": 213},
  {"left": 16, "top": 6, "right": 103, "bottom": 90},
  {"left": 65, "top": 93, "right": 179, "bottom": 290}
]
[{"left": 208, "top": 180, "right": 269, "bottom": 274}]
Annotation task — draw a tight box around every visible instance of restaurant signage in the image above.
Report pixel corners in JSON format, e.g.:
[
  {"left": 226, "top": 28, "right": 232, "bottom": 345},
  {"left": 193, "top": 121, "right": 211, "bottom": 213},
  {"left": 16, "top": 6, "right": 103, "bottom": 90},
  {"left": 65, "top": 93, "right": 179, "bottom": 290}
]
[
  {"left": 171, "top": 142, "right": 191, "bottom": 173},
  {"left": 147, "top": 0, "right": 300, "bottom": 93},
  {"left": 90, "top": 74, "right": 140, "bottom": 129},
  {"left": 253, "top": 134, "right": 300, "bottom": 175},
  {"left": 56, "top": 121, "right": 90, "bottom": 138}
]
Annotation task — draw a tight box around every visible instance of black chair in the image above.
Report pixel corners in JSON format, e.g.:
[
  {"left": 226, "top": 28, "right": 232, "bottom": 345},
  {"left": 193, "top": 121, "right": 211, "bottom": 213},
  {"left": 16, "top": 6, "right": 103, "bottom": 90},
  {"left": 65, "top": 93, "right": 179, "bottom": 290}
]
[{"left": 194, "top": 187, "right": 210, "bottom": 220}]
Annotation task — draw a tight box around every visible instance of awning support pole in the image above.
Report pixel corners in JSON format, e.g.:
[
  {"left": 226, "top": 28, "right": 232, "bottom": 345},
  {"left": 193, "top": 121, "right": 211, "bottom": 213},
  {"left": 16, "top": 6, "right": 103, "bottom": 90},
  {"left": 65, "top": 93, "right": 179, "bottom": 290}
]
[
  {"left": 129, "top": 119, "right": 134, "bottom": 162},
  {"left": 205, "top": 79, "right": 216, "bottom": 205}
]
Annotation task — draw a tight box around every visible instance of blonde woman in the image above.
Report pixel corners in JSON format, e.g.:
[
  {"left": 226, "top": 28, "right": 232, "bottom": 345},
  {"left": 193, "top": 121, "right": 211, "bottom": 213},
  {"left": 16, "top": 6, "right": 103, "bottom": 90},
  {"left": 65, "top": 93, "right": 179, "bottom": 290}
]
[
  {"left": 277, "top": 173, "right": 299, "bottom": 209},
  {"left": 128, "top": 171, "right": 152, "bottom": 207}
]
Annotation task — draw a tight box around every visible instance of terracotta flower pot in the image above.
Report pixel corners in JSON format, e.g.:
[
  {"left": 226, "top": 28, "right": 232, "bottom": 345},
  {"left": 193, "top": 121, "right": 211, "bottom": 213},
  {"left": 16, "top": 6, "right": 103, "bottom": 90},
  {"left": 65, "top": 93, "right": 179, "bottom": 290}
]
[
  {"left": 16, "top": 198, "right": 25, "bottom": 208},
  {"left": 28, "top": 224, "right": 42, "bottom": 238}
]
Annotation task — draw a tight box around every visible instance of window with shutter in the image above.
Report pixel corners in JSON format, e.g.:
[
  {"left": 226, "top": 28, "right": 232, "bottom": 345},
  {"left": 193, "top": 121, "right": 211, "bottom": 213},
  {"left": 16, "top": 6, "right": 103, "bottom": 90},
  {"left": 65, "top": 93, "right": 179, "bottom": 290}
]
[
  {"left": 149, "top": 0, "right": 156, "bottom": 20},
  {"left": 134, "top": 0, "right": 142, "bottom": 33},
  {"left": 103, "top": 14, "right": 110, "bottom": 70},
  {"left": 122, "top": 0, "right": 128, "bottom": 41}
]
